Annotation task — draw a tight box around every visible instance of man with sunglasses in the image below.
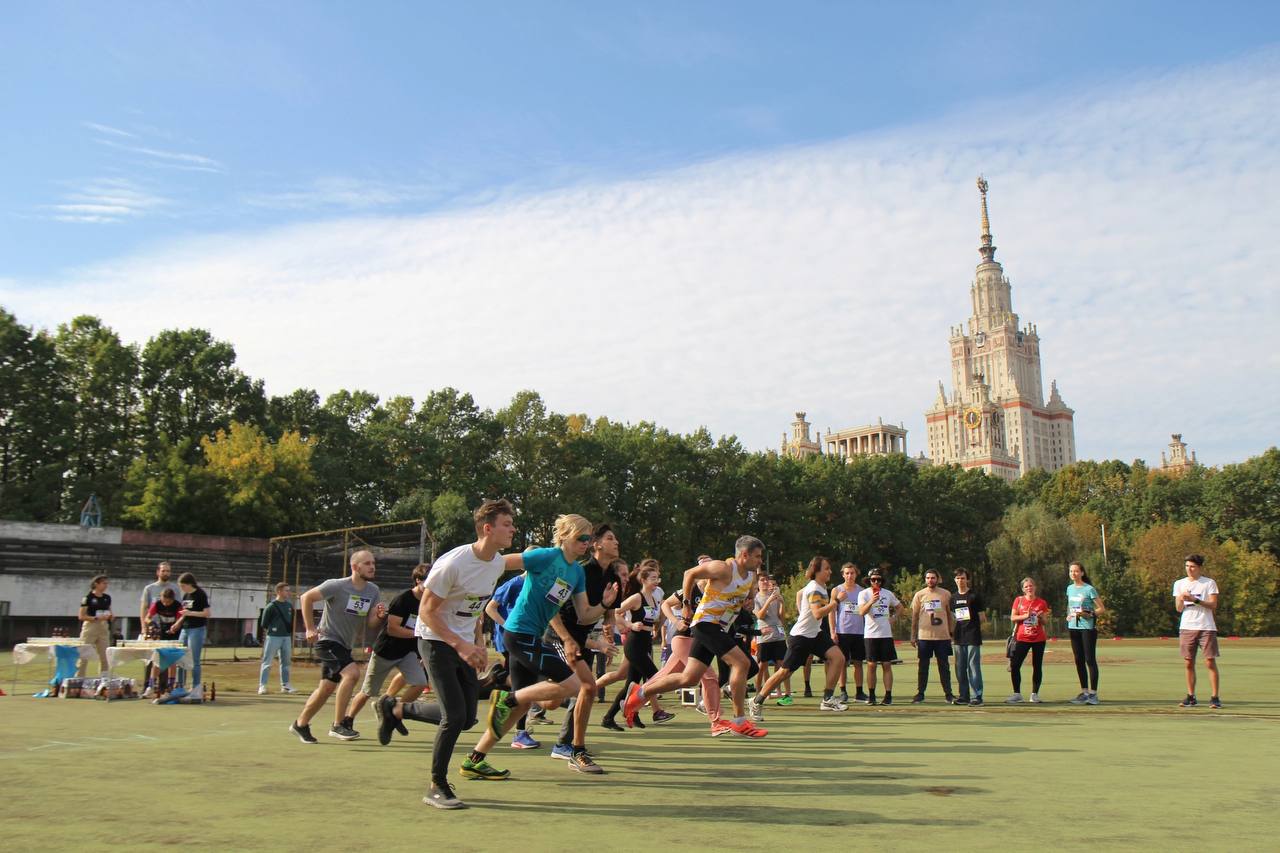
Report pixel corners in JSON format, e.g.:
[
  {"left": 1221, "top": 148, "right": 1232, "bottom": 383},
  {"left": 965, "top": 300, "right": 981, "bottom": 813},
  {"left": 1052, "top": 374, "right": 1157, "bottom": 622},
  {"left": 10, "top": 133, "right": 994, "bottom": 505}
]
[
  {"left": 549, "top": 523, "right": 623, "bottom": 763},
  {"left": 857, "top": 570, "right": 902, "bottom": 705}
]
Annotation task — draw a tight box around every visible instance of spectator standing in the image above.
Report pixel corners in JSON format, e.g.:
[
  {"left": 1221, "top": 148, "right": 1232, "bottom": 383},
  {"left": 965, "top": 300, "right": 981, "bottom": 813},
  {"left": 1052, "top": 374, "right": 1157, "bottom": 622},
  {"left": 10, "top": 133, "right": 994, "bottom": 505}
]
[
  {"left": 259, "top": 582, "right": 297, "bottom": 694},
  {"left": 171, "top": 573, "right": 211, "bottom": 694},
  {"left": 77, "top": 575, "right": 113, "bottom": 676}
]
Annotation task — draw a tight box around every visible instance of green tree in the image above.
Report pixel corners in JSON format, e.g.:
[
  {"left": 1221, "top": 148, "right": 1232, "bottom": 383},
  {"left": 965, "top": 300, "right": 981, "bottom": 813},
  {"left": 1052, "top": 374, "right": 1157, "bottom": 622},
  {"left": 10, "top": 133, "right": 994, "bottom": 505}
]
[
  {"left": 1203, "top": 449, "right": 1280, "bottom": 559},
  {"left": 985, "top": 501, "right": 1079, "bottom": 608},
  {"left": 121, "top": 438, "right": 226, "bottom": 533},
  {"left": 201, "top": 421, "right": 317, "bottom": 537}
]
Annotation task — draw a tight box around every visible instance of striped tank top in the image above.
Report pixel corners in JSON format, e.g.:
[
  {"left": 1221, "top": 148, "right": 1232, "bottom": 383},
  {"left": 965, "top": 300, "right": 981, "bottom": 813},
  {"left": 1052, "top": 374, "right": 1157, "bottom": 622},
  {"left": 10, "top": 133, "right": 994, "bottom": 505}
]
[{"left": 693, "top": 560, "right": 755, "bottom": 630}]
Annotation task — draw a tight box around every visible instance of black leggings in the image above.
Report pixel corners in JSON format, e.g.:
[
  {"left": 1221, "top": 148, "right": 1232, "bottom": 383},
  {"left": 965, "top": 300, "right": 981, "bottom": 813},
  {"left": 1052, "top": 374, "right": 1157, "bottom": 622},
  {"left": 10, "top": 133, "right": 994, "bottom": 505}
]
[
  {"left": 1069, "top": 629, "right": 1099, "bottom": 690},
  {"left": 1010, "top": 640, "right": 1045, "bottom": 694},
  {"left": 403, "top": 640, "right": 479, "bottom": 786},
  {"left": 604, "top": 633, "right": 659, "bottom": 722}
]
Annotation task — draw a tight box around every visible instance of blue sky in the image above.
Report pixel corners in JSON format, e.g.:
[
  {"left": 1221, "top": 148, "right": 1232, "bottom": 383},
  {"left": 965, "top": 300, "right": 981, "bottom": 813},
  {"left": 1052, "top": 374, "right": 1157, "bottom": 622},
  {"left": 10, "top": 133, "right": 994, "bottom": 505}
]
[{"left": 2, "top": 2, "right": 1278, "bottom": 466}]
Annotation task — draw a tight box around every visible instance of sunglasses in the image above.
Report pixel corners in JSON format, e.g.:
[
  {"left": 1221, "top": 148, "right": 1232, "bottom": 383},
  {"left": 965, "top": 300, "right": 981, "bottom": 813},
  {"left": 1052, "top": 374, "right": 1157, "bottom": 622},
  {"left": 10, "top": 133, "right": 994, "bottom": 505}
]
[
  {"left": 869, "top": 578, "right": 883, "bottom": 583},
  {"left": 575, "top": 534, "right": 593, "bottom": 544}
]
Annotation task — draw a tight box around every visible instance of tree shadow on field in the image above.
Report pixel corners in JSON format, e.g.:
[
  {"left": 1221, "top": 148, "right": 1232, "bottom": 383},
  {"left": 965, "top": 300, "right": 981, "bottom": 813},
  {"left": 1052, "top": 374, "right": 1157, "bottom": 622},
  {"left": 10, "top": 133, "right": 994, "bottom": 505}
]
[{"left": 464, "top": 797, "right": 986, "bottom": 824}]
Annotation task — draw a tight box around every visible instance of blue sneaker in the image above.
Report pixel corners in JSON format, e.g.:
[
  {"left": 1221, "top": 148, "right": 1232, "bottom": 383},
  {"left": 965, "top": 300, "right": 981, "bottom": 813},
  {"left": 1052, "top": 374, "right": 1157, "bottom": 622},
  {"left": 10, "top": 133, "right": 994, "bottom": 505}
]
[
  {"left": 511, "top": 730, "right": 541, "bottom": 749},
  {"left": 550, "top": 743, "right": 574, "bottom": 760}
]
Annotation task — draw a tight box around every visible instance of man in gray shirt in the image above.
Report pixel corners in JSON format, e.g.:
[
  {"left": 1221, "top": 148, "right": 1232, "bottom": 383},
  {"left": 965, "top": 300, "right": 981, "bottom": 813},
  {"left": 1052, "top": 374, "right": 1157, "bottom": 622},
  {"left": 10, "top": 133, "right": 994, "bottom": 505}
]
[
  {"left": 290, "top": 550, "right": 386, "bottom": 743},
  {"left": 139, "top": 562, "right": 182, "bottom": 699}
]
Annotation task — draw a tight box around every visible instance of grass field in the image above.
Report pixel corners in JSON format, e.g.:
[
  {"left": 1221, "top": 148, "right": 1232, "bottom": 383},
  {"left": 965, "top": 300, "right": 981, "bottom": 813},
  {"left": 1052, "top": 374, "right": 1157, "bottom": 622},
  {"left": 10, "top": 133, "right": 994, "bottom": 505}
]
[{"left": 3, "top": 639, "right": 1278, "bottom": 852}]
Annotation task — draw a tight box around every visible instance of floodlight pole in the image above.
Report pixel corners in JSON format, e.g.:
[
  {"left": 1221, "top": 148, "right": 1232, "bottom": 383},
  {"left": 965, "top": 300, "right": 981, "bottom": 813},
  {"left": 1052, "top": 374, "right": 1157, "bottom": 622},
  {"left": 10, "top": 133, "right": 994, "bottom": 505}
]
[{"left": 1101, "top": 523, "right": 1108, "bottom": 565}]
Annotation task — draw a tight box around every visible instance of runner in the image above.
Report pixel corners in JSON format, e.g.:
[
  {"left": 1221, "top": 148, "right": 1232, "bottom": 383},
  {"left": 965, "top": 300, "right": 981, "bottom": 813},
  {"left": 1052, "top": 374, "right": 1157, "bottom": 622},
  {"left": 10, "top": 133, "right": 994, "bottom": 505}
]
[
  {"left": 289, "top": 550, "right": 385, "bottom": 743},
  {"left": 858, "top": 569, "right": 902, "bottom": 705},
  {"left": 641, "top": 556, "right": 711, "bottom": 717},
  {"left": 829, "top": 562, "right": 867, "bottom": 704},
  {"left": 600, "top": 562, "right": 673, "bottom": 729},
  {"left": 622, "top": 538, "right": 768, "bottom": 739},
  {"left": 550, "top": 524, "right": 624, "bottom": 761},
  {"left": 1066, "top": 562, "right": 1104, "bottom": 705},
  {"left": 1007, "top": 577, "right": 1050, "bottom": 704},
  {"left": 477, "top": 514, "right": 618, "bottom": 776},
  {"left": 1174, "top": 554, "right": 1222, "bottom": 709},
  {"left": 951, "top": 568, "right": 985, "bottom": 705},
  {"left": 346, "top": 564, "right": 430, "bottom": 726},
  {"left": 753, "top": 576, "right": 790, "bottom": 703},
  {"left": 909, "top": 570, "right": 956, "bottom": 704},
  {"left": 749, "top": 557, "right": 847, "bottom": 719},
  {"left": 484, "top": 570, "right": 539, "bottom": 749}
]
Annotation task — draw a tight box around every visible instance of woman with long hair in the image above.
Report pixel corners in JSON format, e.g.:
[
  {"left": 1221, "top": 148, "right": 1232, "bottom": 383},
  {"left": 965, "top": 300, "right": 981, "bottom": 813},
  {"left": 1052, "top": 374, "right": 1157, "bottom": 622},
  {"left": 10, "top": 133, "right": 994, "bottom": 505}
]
[
  {"left": 77, "top": 575, "right": 112, "bottom": 676},
  {"left": 602, "top": 561, "right": 672, "bottom": 728},
  {"left": 1066, "top": 562, "right": 1104, "bottom": 705},
  {"left": 171, "top": 572, "right": 211, "bottom": 692}
]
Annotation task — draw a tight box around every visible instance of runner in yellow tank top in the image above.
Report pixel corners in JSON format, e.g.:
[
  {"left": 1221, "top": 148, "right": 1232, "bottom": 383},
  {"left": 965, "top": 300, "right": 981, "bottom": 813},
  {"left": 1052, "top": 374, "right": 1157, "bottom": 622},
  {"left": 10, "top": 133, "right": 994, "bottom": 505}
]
[{"left": 622, "top": 535, "right": 768, "bottom": 739}]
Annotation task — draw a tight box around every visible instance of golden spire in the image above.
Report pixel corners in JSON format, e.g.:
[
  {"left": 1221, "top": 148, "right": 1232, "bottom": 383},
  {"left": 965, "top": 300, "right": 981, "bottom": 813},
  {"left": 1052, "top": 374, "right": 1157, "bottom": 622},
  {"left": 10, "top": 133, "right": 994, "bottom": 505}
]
[{"left": 977, "top": 175, "right": 996, "bottom": 263}]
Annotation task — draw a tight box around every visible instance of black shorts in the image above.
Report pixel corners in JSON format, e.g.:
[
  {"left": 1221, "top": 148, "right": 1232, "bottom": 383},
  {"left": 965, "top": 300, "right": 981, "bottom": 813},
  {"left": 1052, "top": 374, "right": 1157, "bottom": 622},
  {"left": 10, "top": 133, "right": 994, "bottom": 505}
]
[
  {"left": 690, "top": 622, "right": 739, "bottom": 666},
  {"left": 865, "top": 637, "right": 897, "bottom": 663},
  {"left": 782, "top": 632, "right": 836, "bottom": 672},
  {"left": 916, "top": 639, "right": 952, "bottom": 659},
  {"left": 756, "top": 639, "right": 787, "bottom": 664},
  {"left": 505, "top": 630, "right": 574, "bottom": 687},
  {"left": 838, "top": 633, "right": 866, "bottom": 662},
  {"left": 313, "top": 640, "right": 355, "bottom": 683}
]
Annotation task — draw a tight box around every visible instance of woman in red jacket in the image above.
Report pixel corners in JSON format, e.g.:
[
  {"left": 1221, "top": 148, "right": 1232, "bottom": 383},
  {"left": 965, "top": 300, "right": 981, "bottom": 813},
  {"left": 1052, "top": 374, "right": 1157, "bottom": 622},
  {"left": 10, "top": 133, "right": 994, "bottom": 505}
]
[{"left": 1007, "top": 577, "right": 1050, "bottom": 704}]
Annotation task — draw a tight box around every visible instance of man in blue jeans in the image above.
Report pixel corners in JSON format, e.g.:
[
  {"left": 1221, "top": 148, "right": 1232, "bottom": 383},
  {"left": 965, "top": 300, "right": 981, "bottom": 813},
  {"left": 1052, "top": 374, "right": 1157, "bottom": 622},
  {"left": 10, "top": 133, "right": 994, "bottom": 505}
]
[
  {"left": 259, "top": 582, "right": 296, "bottom": 694},
  {"left": 951, "top": 569, "right": 986, "bottom": 706}
]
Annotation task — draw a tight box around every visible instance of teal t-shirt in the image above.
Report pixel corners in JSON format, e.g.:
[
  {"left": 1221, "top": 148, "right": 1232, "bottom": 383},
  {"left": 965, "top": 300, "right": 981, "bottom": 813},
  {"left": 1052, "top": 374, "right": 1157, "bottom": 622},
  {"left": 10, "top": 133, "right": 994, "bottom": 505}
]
[
  {"left": 1066, "top": 583, "right": 1100, "bottom": 630},
  {"left": 504, "top": 547, "right": 586, "bottom": 637}
]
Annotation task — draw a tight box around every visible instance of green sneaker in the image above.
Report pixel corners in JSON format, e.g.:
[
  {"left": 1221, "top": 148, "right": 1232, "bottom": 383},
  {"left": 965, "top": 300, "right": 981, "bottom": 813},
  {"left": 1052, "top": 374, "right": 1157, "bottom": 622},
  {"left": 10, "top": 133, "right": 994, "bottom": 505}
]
[
  {"left": 487, "top": 689, "right": 514, "bottom": 738},
  {"left": 460, "top": 758, "right": 510, "bottom": 781},
  {"left": 775, "top": 694, "right": 794, "bottom": 706}
]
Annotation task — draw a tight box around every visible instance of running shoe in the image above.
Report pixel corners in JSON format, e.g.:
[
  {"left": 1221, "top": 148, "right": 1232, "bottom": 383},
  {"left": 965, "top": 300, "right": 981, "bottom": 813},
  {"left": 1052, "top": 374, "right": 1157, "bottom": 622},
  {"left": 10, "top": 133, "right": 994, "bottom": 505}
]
[
  {"left": 1068, "top": 692, "right": 1089, "bottom": 705},
  {"left": 944, "top": 694, "right": 956, "bottom": 704},
  {"left": 600, "top": 718, "right": 625, "bottom": 732},
  {"left": 727, "top": 719, "right": 768, "bottom": 739},
  {"left": 911, "top": 693, "right": 925, "bottom": 704},
  {"left": 709, "top": 719, "right": 734, "bottom": 737},
  {"left": 866, "top": 693, "right": 878, "bottom": 706},
  {"left": 487, "top": 689, "right": 514, "bottom": 738},
  {"left": 281, "top": 684, "right": 298, "bottom": 693},
  {"left": 1085, "top": 694, "right": 1100, "bottom": 706},
  {"left": 694, "top": 701, "right": 707, "bottom": 716},
  {"left": 511, "top": 730, "right": 541, "bottom": 749},
  {"left": 747, "top": 696, "right": 765, "bottom": 722},
  {"left": 257, "top": 685, "right": 268, "bottom": 695},
  {"left": 1179, "top": 694, "right": 1197, "bottom": 707},
  {"left": 329, "top": 724, "right": 359, "bottom": 741},
  {"left": 954, "top": 695, "right": 970, "bottom": 705},
  {"left": 1029, "top": 693, "right": 1043, "bottom": 704},
  {"left": 459, "top": 758, "right": 510, "bottom": 780},
  {"left": 819, "top": 697, "right": 848, "bottom": 712},
  {"left": 1209, "top": 697, "right": 1222, "bottom": 709},
  {"left": 775, "top": 694, "right": 794, "bottom": 706},
  {"left": 652, "top": 709, "right": 676, "bottom": 724},
  {"left": 375, "top": 695, "right": 398, "bottom": 746},
  {"left": 569, "top": 750, "right": 605, "bottom": 774},
  {"left": 881, "top": 693, "right": 893, "bottom": 706},
  {"left": 550, "top": 743, "right": 574, "bottom": 760},
  {"left": 289, "top": 721, "right": 317, "bottom": 744},
  {"left": 423, "top": 782, "right": 465, "bottom": 810},
  {"left": 622, "top": 683, "right": 643, "bottom": 728},
  {"left": 838, "top": 691, "right": 850, "bottom": 704},
  {"left": 1006, "top": 694, "right": 1024, "bottom": 704},
  {"left": 969, "top": 697, "right": 984, "bottom": 706},
  {"left": 633, "top": 716, "right": 647, "bottom": 730}
]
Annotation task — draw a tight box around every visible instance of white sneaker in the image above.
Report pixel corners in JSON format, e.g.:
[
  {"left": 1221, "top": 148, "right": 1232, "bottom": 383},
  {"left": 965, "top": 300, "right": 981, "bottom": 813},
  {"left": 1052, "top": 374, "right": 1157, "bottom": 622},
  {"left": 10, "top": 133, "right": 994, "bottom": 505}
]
[
  {"left": 1029, "top": 693, "right": 1043, "bottom": 704},
  {"left": 819, "top": 697, "right": 848, "bottom": 712},
  {"left": 257, "top": 685, "right": 268, "bottom": 695},
  {"left": 141, "top": 686, "right": 155, "bottom": 699},
  {"left": 1005, "top": 693, "right": 1024, "bottom": 704},
  {"left": 281, "top": 684, "right": 298, "bottom": 694},
  {"left": 747, "top": 697, "right": 765, "bottom": 722},
  {"left": 1068, "top": 692, "right": 1088, "bottom": 705}
]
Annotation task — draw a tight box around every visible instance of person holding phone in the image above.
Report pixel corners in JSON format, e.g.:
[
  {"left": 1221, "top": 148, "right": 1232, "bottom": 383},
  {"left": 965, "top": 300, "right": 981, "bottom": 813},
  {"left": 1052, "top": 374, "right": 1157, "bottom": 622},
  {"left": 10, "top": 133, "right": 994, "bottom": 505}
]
[{"left": 857, "top": 569, "right": 902, "bottom": 706}]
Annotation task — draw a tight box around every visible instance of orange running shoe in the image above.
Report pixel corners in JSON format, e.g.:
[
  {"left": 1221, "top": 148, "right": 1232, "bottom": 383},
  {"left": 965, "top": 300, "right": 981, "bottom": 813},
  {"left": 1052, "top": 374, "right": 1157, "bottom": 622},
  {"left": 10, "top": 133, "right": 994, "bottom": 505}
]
[
  {"left": 622, "top": 683, "right": 643, "bottom": 728},
  {"left": 709, "top": 719, "right": 733, "bottom": 737},
  {"left": 726, "top": 719, "right": 767, "bottom": 739}
]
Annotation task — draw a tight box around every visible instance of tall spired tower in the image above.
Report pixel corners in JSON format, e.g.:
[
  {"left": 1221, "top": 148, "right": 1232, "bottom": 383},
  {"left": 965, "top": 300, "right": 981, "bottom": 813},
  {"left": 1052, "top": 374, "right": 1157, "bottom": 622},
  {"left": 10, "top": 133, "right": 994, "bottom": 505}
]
[{"left": 924, "top": 177, "right": 1076, "bottom": 481}]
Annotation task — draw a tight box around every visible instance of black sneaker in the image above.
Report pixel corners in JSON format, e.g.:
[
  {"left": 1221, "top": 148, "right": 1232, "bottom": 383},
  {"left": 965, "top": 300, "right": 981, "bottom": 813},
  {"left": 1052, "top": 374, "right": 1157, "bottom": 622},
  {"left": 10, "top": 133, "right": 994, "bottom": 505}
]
[
  {"left": 882, "top": 693, "right": 893, "bottom": 706},
  {"left": 329, "top": 723, "right": 360, "bottom": 741},
  {"left": 854, "top": 690, "right": 868, "bottom": 703},
  {"left": 1209, "top": 697, "right": 1222, "bottom": 709},
  {"left": 652, "top": 709, "right": 676, "bottom": 724},
  {"left": 423, "top": 781, "right": 465, "bottom": 810},
  {"left": 289, "top": 721, "right": 317, "bottom": 744},
  {"left": 911, "top": 693, "right": 925, "bottom": 704},
  {"left": 569, "top": 750, "right": 605, "bottom": 775},
  {"left": 969, "top": 697, "right": 983, "bottom": 706},
  {"left": 600, "top": 718, "right": 625, "bottom": 732},
  {"left": 944, "top": 694, "right": 956, "bottom": 704},
  {"left": 376, "top": 696, "right": 398, "bottom": 746},
  {"left": 866, "top": 693, "right": 878, "bottom": 706},
  {"left": 954, "top": 696, "right": 970, "bottom": 705},
  {"left": 1179, "top": 694, "right": 1198, "bottom": 708}
]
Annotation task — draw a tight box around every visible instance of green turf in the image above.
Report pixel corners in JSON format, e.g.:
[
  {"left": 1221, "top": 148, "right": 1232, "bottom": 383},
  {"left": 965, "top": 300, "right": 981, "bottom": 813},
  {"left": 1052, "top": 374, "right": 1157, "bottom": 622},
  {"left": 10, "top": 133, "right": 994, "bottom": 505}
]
[{"left": 3, "top": 640, "right": 1278, "bottom": 852}]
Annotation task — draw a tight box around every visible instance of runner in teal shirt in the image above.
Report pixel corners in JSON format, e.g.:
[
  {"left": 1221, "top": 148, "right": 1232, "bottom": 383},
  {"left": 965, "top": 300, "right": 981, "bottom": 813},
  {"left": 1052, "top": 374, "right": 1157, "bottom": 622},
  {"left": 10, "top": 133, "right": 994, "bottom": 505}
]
[{"left": 503, "top": 547, "right": 586, "bottom": 636}]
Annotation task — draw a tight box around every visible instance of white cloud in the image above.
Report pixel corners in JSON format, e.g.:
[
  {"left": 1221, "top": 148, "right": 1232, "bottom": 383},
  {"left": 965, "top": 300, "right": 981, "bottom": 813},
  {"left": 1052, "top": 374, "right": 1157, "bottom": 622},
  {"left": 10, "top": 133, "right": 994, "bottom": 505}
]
[
  {"left": 45, "top": 177, "right": 169, "bottom": 223},
  {"left": 7, "top": 51, "right": 1279, "bottom": 467},
  {"left": 240, "top": 176, "right": 449, "bottom": 211},
  {"left": 96, "top": 138, "right": 225, "bottom": 173}
]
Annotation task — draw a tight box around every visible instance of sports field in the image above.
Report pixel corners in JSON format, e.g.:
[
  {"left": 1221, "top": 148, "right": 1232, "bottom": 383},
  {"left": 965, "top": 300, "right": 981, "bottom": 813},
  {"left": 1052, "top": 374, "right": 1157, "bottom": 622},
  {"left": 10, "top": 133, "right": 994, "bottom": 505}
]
[{"left": 3, "top": 639, "right": 1278, "bottom": 852}]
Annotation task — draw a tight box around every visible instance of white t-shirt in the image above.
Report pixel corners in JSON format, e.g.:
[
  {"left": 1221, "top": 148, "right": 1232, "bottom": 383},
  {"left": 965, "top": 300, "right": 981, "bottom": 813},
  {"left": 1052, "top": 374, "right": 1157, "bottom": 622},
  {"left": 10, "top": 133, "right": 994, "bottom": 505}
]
[
  {"left": 790, "top": 580, "right": 829, "bottom": 638},
  {"left": 1173, "top": 576, "right": 1219, "bottom": 632},
  {"left": 859, "top": 588, "right": 901, "bottom": 639},
  {"left": 416, "top": 543, "right": 506, "bottom": 642}
]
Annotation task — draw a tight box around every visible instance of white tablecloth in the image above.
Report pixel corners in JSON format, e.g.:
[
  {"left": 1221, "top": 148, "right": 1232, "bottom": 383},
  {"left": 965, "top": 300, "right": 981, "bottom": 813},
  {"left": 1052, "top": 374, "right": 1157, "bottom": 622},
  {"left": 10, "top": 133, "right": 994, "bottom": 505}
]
[
  {"left": 12, "top": 642, "right": 95, "bottom": 666},
  {"left": 106, "top": 645, "right": 193, "bottom": 673}
]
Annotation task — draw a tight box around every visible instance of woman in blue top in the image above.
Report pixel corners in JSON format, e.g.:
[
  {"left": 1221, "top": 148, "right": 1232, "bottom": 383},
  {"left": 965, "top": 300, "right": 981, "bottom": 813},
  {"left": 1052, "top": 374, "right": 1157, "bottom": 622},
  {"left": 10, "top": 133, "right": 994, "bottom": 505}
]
[{"left": 1066, "top": 562, "right": 1105, "bottom": 705}]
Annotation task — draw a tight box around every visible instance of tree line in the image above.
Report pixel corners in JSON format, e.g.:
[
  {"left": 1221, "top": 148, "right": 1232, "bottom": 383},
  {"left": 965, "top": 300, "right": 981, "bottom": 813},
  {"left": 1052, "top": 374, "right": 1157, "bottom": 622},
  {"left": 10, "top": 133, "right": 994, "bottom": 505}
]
[{"left": 2, "top": 308, "right": 1277, "bottom": 634}]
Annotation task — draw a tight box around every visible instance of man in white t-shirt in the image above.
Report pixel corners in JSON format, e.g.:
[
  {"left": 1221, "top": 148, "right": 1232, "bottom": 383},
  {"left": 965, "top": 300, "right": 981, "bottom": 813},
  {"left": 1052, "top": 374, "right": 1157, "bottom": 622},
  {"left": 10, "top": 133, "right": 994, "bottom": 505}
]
[
  {"left": 377, "top": 499, "right": 515, "bottom": 809},
  {"left": 1174, "top": 553, "right": 1222, "bottom": 709},
  {"left": 857, "top": 570, "right": 903, "bottom": 705}
]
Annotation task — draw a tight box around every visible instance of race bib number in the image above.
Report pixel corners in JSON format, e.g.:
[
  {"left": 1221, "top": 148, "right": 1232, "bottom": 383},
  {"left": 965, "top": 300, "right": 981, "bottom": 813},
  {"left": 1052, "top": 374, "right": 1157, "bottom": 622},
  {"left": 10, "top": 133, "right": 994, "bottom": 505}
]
[
  {"left": 1025, "top": 611, "right": 1038, "bottom": 627},
  {"left": 643, "top": 605, "right": 659, "bottom": 622},
  {"left": 345, "top": 595, "right": 372, "bottom": 615},
  {"left": 954, "top": 606, "right": 971, "bottom": 622},
  {"left": 404, "top": 615, "right": 418, "bottom": 631},
  {"left": 545, "top": 578, "right": 572, "bottom": 606},
  {"left": 924, "top": 599, "right": 941, "bottom": 612},
  {"left": 463, "top": 593, "right": 488, "bottom": 614},
  {"left": 842, "top": 601, "right": 857, "bottom": 612}
]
